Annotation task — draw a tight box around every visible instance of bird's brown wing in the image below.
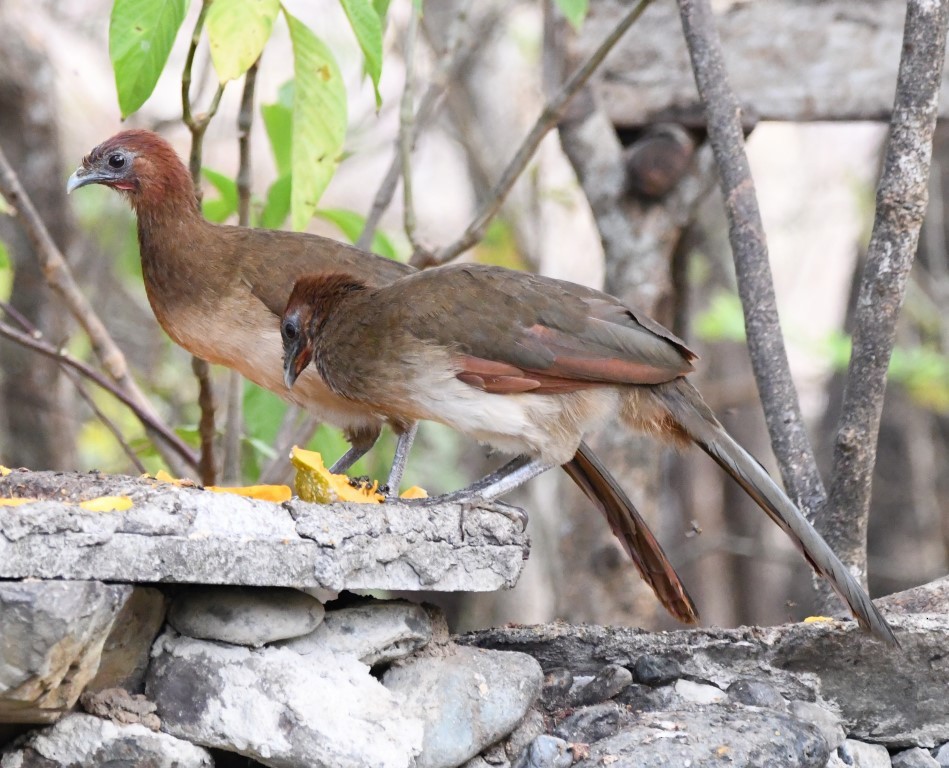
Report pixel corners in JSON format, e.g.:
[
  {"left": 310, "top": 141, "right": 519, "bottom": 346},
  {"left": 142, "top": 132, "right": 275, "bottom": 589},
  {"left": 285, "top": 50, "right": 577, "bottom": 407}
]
[
  {"left": 394, "top": 264, "right": 695, "bottom": 393},
  {"left": 228, "top": 227, "right": 413, "bottom": 318}
]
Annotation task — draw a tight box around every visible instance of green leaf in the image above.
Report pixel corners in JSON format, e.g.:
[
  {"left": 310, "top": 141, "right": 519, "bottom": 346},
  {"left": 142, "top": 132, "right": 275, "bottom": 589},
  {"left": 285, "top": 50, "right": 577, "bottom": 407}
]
[
  {"left": 554, "top": 0, "right": 588, "bottom": 30},
  {"left": 261, "top": 99, "right": 293, "bottom": 176},
  {"left": 339, "top": 0, "right": 384, "bottom": 108},
  {"left": 206, "top": 0, "right": 280, "bottom": 82},
  {"left": 284, "top": 10, "right": 348, "bottom": 231},
  {"left": 694, "top": 290, "right": 747, "bottom": 343},
  {"left": 260, "top": 174, "right": 291, "bottom": 229},
  {"left": 110, "top": 0, "right": 189, "bottom": 117},
  {"left": 372, "top": 0, "right": 391, "bottom": 21},
  {"left": 315, "top": 208, "right": 397, "bottom": 259},
  {"left": 201, "top": 167, "right": 239, "bottom": 223}
]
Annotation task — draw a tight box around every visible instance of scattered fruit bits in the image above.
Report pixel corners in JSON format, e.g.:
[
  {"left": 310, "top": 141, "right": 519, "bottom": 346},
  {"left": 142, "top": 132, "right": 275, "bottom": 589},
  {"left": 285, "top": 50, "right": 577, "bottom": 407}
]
[
  {"left": 803, "top": 616, "right": 834, "bottom": 624},
  {"left": 399, "top": 486, "right": 429, "bottom": 500},
  {"left": 206, "top": 485, "right": 292, "bottom": 502},
  {"left": 79, "top": 495, "right": 134, "bottom": 512},
  {"left": 291, "top": 446, "right": 384, "bottom": 504},
  {"left": 0, "top": 466, "right": 10, "bottom": 476},
  {"left": 0, "top": 497, "right": 36, "bottom": 506}
]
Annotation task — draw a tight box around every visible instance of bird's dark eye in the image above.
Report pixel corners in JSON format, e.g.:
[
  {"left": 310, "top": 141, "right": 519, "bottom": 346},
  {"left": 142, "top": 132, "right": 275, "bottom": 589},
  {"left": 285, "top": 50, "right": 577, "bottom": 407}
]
[
  {"left": 282, "top": 320, "right": 298, "bottom": 341},
  {"left": 107, "top": 153, "right": 125, "bottom": 170}
]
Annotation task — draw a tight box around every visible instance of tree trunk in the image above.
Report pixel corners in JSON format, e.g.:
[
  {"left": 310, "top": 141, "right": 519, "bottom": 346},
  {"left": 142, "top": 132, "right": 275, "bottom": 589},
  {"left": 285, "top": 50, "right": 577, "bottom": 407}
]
[{"left": 0, "top": 4, "right": 77, "bottom": 469}]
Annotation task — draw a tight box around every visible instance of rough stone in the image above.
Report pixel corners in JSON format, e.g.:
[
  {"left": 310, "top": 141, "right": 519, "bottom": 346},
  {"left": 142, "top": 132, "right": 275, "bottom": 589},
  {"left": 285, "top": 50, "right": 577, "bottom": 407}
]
[
  {"left": 504, "top": 709, "right": 546, "bottom": 763},
  {"left": 79, "top": 688, "right": 160, "bottom": 731},
  {"left": 838, "top": 739, "right": 893, "bottom": 768},
  {"left": 0, "top": 580, "right": 132, "bottom": 723},
  {"left": 538, "top": 668, "right": 573, "bottom": 710},
  {"left": 168, "top": 586, "right": 324, "bottom": 647},
  {"left": 935, "top": 742, "right": 949, "bottom": 767},
  {"left": 462, "top": 615, "right": 945, "bottom": 747},
  {"left": 147, "top": 631, "right": 423, "bottom": 768},
  {"left": 0, "top": 712, "right": 212, "bottom": 767},
  {"left": 633, "top": 654, "right": 681, "bottom": 686},
  {"left": 87, "top": 587, "right": 167, "bottom": 693},
  {"left": 572, "top": 704, "right": 829, "bottom": 768},
  {"left": 727, "top": 678, "right": 788, "bottom": 710},
  {"left": 788, "top": 700, "right": 846, "bottom": 752},
  {"left": 383, "top": 646, "right": 543, "bottom": 768},
  {"left": 568, "top": 663, "right": 632, "bottom": 706},
  {"left": 512, "top": 735, "right": 572, "bottom": 768},
  {"left": 0, "top": 470, "right": 528, "bottom": 592},
  {"left": 282, "top": 599, "right": 431, "bottom": 666},
  {"left": 892, "top": 748, "right": 940, "bottom": 768},
  {"left": 673, "top": 679, "right": 726, "bottom": 705},
  {"left": 553, "top": 701, "right": 632, "bottom": 744},
  {"left": 614, "top": 682, "right": 677, "bottom": 711}
]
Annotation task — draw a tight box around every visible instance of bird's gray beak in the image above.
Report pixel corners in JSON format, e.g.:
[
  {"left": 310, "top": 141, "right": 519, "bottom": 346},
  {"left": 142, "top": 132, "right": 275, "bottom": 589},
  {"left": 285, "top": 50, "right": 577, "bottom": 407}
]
[
  {"left": 283, "top": 339, "right": 311, "bottom": 390},
  {"left": 66, "top": 167, "right": 98, "bottom": 194}
]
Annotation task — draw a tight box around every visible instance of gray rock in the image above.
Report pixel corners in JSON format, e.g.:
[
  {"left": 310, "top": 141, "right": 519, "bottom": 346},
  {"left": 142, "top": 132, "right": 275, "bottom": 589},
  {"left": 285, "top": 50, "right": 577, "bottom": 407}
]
[
  {"left": 633, "top": 654, "right": 681, "bottom": 686},
  {"left": 168, "top": 586, "right": 324, "bottom": 647},
  {"left": 569, "top": 663, "right": 632, "bottom": 706},
  {"left": 0, "top": 580, "right": 132, "bottom": 723},
  {"left": 538, "top": 668, "right": 573, "bottom": 710},
  {"left": 383, "top": 646, "right": 543, "bottom": 768},
  {"left": 553, "top": 702, "right": 632, "bottom": 743},
  {"left": 282, "top": 600, "right": 431, "bottom": 665},
  {"left": 147, "top": 631, "right": 423, "bottom": 767},
  {"left": 504, "top": 709, "right": 545, "bottom": 763},
  {"left": 727, "top": 678, "right": 788, "bottom": 710},
  {"left": 614, "top": 682, "right": 677, "bottom": 711},
  {"left": 573, "top": 705, "right": 829, "bottom": 768},
  {"left": 673, "top": 678, "right": 726, "bottom": 704},
  {"left": 462, "top": 616, "right": 945, "bottom": 747},
  {"left": 87, "top": 587, "right": 167, "bottom": 693},
  {"left": 935, "top": 742, "right": 949, "bottom": 767},
  {"left": 513, "top": 735, "right": 572, "bottom": 768},
  {"left": 892, "top": 748, "right": 940, "bottom": 768},
  {"left": 838, "top": 739, "right": 893, "bottom": 768},
  {"left": 0, "top": 712, "right": 212, "bottom": 767},
  {"left": 789, "top": 700, "right": 846, "bottom": 752},
  {"left": 0, "top": 470, "right": 528, "bottom": 593}
]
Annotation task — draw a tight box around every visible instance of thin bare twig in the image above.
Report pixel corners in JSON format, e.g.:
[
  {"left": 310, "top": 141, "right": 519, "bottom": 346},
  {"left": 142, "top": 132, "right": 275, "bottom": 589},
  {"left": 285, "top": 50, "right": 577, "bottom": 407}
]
[
  {"left": 400, "top": 2, "right": 421, "bottom": 252},
  {"left": 426, "top": 0, "right": 655, "bottom": 267},
  {"left": 181, "top": 0, "right": 227, "bottom": 485},
  {"left": 0, "top": 144, "right": 192, "bottom": 476},
  {"left": 357, "top": 1, "right": 476, "bottom": 251},
  {"left": 677, "top": 0, "right": 825, "bottom": 517},
  {"left": 0, "top": 316, "right": 197, "bottom": 469},
  {"left": 259, "top": 410, "right": 320, "bottom": 485},
  {"left": 821, "top": 0, "right": 949, "bottom": 590},
  {"left": 182, "top": 0, "right": 225, "bottom": 182},
  {"left": 221, "top": 58, "right": 261, "bottom": 484}
]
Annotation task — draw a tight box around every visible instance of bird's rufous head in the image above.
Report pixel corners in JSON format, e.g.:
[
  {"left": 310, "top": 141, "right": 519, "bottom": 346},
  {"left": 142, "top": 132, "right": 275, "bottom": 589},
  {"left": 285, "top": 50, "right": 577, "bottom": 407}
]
[
  {"left": 67, "top": 130, "right": 197, "bottom": 216},
  {"left": 281, "top": 273, "right": 369, "bottom": 390}
]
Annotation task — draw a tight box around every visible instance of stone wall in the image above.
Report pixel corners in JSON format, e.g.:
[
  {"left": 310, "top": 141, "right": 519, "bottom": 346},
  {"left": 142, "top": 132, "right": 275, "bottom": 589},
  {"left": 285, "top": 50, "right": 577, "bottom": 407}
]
[{"left": 0, "top": 468, "right": 946, "bottom": 768}]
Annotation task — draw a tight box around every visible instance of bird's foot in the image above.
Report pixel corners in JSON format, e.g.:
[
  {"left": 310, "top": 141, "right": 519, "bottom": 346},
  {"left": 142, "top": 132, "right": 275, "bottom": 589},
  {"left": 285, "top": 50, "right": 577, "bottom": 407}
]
[{"left": 399, "top": 492, "right": 529, "bottom": 530}]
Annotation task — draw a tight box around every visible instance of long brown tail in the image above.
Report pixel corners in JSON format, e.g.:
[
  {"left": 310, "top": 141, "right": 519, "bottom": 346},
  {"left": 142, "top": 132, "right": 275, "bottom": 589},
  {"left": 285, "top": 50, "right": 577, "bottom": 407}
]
[
  {"left": 658, "top": 379, "right": 898, "bottom": 646},
  {"left": 562, "top": 442, "right": 699, "bottom": 625}
]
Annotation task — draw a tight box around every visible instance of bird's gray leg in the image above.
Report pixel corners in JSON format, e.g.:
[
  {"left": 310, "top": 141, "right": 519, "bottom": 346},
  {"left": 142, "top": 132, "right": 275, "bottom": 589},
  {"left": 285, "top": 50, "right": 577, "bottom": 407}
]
[
  {"left": 384, "top": 422, "right": 419, "bottom": 493},
  {"left": 406, "top": 455, "right": 555, "bottom": 528},
  {"left": 329, "top": 445, "right": 371, "bottom": 474}
]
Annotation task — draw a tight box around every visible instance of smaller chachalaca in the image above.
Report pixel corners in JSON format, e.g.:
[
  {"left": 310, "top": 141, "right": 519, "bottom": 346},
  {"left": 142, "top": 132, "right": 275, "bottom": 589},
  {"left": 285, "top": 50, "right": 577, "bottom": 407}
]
[
  {"left": 66, "top": 130, "right": 698, "bottom": 625},
  {"left": 281, "top": 265, "right": 898, "bottom": 645}
]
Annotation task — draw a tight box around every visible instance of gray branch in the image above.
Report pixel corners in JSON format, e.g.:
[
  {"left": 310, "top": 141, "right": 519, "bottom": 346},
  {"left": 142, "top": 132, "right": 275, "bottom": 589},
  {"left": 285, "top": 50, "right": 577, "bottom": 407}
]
[
  {"left": 821, "top": 0, "right": 949, "bottom": 588},
  {"left": 677, "top": 0, "right": 826, "bottom": 516}
]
